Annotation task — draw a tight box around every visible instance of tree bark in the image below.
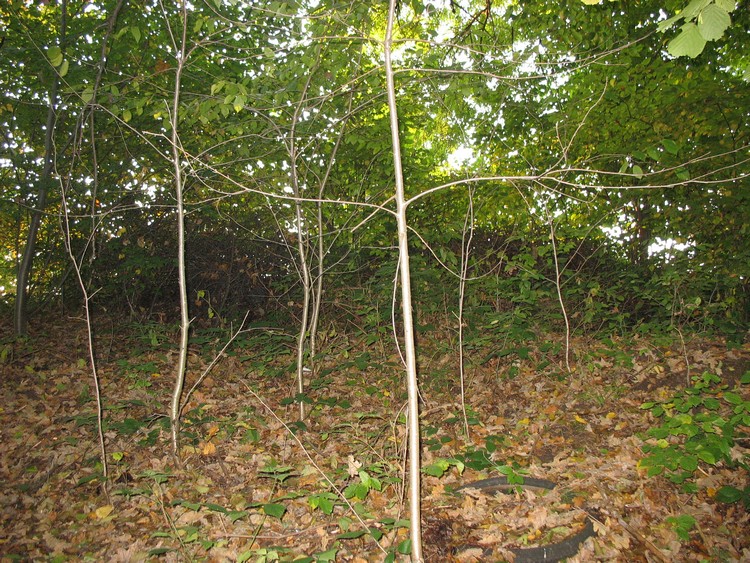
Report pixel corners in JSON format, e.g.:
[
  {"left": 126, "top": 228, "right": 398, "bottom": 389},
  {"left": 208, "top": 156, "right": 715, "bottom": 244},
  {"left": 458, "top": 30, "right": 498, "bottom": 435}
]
[{"left": 14, "top": 1, "right": 67, "bottom": 335}]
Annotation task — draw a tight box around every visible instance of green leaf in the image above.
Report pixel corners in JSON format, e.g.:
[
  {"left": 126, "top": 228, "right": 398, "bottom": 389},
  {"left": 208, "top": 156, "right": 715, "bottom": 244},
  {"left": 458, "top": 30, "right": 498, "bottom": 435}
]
[
  {"left": 58, "top": 59, "right": 69, "bottom": 77},
  {"left": 232, "top": 94, "right": 246, "bottom": 113},
  {"left": 131, "top": 26, "right": 142, "bottom": 43},
  {"left": 314, "top": 548, "right": 338, "bottom": 562},
  {"left": 359, "top": 470, "right": 382, "bottom": 491},
  {"left": 48, "top": 46, "right": 63, "bottom": 67},
  {"left": 263, "top": 503, "right": 286, "bottom": 519},
  {"left": 667, "top": 513, "right": 696, "bottom": 540},
  {"left": 337, "top": 530, "right": 367, "bottom": 539},
  {"left": 344, "top": 482, "right": 369, "bottom": 500},
  {"left": 662, "top": 139, "right": 679, "bottom": 154},
  {"left": 715, "top": 485, "right": 744, "bottom": 503},
  {"left": 309, "top": 494, "right": 335, "bottom": 514},
  {"left": 668, "top": 23, "right": 707, "bottom": 58},
  {"left": 676, "top": 167, "right": 690, "bottom": 181},
  {"left": 657, "top": 13, "right": 685, "bottom": 33},
  {"left": 632, "top": 165, "right": 644, "bottom": 179},
  {"left": 227, "top": 510, "right": 248, "bottom": 522},
  {"left": 681, "top": 0, "right": 712, "bottom": 21},
  {"left": 724, "top": 392, "right": 743, "bottom": 405},
  {"left": 397, "top": 539, "right": 412, "bottom": 554},
  {"left": 698, "top": 4, "right": 731, "bottom": 41},
  {"left": 423, "top": 462, "right": 448, "bottom": 477},
  {"left": 81, "top": 86, "right": 94, "bottom": 104},
  {"left": 715, "top": 0, "right": 736, "bottom": 11},
  {"left": 703, "top": 397, "right": 720, "bottom": 410}
]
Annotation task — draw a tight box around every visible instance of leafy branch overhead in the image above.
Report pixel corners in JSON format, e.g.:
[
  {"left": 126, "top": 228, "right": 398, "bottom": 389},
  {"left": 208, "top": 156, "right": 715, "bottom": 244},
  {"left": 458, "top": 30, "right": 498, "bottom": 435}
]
[
  {"left": 658, "top": 0, "right": 737, "bottom": 58},
  {"left": 581, "top": 0, "right": 737, "bottom": 59}
]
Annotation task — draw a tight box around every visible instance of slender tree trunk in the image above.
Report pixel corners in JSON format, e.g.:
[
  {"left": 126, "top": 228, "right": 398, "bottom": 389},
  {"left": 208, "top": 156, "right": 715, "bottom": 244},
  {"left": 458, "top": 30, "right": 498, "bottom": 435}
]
[
  {"left": 57, "top": 0, "right": 125, "bottom": 492},
  {"left": 384, "top": 2, "right": 423, "bottom": 560},
  {"left": 289, "top": 72, "right": 315, "bottom": 421},
  {"left": 14, "top": 1, "right": 67, "bottom": 335},
  {"left": 458, "top": 189, "right": 475, "bottom": 438},
  {"left": 169, "top": 1, "right": 190, "bottom": 456}
]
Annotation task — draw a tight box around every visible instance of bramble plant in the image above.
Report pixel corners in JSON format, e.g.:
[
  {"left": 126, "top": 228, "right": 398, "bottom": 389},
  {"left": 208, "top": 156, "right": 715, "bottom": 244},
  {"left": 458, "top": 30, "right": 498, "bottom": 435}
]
[{"left": 639, "top": 371, "right": 750, "bottom": 502}]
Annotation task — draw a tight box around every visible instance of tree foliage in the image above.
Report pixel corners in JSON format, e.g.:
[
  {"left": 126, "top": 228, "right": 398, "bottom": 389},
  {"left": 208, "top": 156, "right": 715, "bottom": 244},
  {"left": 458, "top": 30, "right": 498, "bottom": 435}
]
[{"left": 0, "top": 0, "right": 747, "bottom": 338}]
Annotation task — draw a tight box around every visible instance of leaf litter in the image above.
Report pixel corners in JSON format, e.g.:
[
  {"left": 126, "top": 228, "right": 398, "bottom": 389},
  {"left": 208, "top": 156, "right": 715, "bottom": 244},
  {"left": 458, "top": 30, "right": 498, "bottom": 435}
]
[{"left": 0, "top": 321, "right": 748, "bottom": 561}]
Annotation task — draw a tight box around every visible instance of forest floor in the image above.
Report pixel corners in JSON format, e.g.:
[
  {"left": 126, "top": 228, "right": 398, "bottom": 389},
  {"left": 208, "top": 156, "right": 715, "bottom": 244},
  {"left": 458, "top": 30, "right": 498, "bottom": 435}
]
[{"left": 1, "top": 317, "right": 749, "bottom": 562}]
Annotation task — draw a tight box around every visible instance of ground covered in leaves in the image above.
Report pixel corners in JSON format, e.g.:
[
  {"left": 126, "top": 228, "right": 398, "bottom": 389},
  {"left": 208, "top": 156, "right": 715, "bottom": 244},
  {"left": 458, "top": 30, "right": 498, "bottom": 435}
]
[{"left": 1, "top": 318, "right": 749, "bottom": 562}]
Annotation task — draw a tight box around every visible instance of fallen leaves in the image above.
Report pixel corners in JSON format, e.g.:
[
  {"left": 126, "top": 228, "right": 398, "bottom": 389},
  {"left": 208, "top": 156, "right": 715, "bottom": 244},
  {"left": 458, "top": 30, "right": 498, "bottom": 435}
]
[{"left": 1, "top": 323, "right": 748, "bottom": 561}]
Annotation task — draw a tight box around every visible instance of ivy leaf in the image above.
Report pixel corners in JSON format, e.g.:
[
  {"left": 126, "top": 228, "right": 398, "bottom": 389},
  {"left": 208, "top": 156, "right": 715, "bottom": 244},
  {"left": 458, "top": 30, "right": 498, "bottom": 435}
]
[{"left": 668, "top": 23, "right": 707, "bottom": 58}]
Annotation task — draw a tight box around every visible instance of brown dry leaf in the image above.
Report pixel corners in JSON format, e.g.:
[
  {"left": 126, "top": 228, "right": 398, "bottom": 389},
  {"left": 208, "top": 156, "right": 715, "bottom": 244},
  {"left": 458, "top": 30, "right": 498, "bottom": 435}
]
[
  {"left": 526, "top": 505, "right": 548, "bottom": 529},
  {"left": 455, "top": 547, "right": 485, "bottom": 562}
]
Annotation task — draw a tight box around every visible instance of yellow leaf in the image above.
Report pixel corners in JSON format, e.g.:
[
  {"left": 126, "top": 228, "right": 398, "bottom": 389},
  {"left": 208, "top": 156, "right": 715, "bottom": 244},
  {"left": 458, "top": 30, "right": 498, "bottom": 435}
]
[
  {"left": 574, "top": 414, "right": 587, "bottom": 424},
  {"left": 201, "top": 441, "right": 217, "bottom": 456},
  {"left": 606, "top": 412, "right": 616, "bottom": 419},
  {"left": 94, "top": 505, "right": 114, "bottom": 519},
  {"left": 206, "top": 425, "right": 220, "bottom": 438},
  {"left": 518, "top": 417, "right": 530, "bottom": 426}
]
